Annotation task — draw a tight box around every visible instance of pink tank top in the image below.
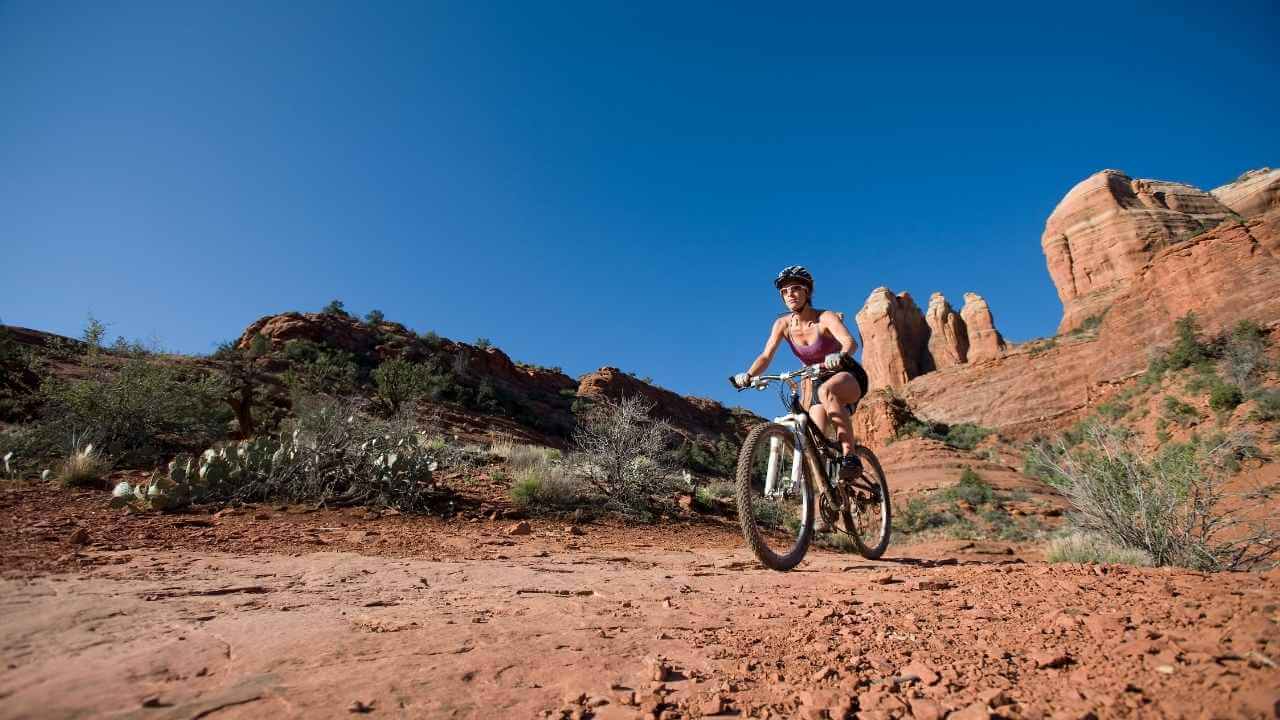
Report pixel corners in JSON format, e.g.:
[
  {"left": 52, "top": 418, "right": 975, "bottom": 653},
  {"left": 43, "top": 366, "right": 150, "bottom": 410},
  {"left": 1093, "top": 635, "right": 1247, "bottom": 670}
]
[{"left": 785, "top": 319, "right": 841, "bottom": 365}]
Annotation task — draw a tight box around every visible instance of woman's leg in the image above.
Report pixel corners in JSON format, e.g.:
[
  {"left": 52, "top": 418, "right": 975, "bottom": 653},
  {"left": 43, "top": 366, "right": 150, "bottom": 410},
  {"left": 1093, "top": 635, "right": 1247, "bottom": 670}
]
[{"left": 817, "top": 372, "right": 863, "bottom": 455}]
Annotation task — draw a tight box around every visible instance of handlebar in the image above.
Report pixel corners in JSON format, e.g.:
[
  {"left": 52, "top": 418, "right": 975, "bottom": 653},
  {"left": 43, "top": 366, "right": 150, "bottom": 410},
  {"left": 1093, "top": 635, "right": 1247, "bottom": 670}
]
[{"left": 729, "top": 364, "right": 824, "bottom": 391}]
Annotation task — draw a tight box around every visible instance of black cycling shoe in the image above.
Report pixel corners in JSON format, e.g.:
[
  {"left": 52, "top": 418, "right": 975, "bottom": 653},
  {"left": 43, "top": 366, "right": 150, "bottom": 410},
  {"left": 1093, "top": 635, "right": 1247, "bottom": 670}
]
[{"left": 838, "top": 454, "right": 863, "bottom": 481}]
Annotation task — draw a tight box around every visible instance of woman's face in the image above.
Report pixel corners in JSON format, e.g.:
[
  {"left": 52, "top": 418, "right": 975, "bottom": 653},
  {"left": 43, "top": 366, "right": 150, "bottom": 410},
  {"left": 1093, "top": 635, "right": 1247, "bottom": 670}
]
[{"left": 779, "top": 282, "right": 809, "bottom": 311}]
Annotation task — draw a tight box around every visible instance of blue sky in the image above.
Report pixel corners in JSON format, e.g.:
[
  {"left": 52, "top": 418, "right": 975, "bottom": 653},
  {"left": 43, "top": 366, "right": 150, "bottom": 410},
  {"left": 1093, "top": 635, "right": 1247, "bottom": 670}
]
[{"left": 3, "top": 1, "right": 1278, "bottom": 417}]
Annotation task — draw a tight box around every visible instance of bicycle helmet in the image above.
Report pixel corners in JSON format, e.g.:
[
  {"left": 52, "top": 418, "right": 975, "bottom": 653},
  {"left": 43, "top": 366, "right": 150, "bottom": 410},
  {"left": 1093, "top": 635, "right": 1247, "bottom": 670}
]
[{"left": 774, "top": 265, "right": 814, "bottom": 290}]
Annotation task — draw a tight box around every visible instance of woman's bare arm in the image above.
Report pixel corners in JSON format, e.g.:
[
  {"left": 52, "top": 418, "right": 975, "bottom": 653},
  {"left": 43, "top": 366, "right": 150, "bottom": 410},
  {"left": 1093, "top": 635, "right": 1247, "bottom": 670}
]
[
  {"left": 746, "top": 317, "right": 787, "bottom": 376},
  {"left": 820, "top": 311, "right": 859, "bottom": 356}
]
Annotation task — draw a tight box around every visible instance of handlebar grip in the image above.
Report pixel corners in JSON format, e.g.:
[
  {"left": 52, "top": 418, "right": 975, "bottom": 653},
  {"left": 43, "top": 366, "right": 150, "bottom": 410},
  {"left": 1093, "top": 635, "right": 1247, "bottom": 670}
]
[{"left": 728, "top": 375, "right": 744, "bottom": 390}]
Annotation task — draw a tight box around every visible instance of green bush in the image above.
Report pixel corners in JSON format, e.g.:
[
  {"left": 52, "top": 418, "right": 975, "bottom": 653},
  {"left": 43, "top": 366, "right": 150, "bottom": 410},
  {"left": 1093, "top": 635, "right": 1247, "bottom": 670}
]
[
  {"left": 1208, "top": 381, "right": 1243, "bottom": 413},
  {"left": 1146, "top": 313, "right": 1213, "bottom": 384},
  {"left": 474, "top": 337, "right": 492, "bottom": 350},
  {"left": 938, "top": 467, "right": 995, "bottom": 506},
  {"left": 372, "top": 357, "right": 431, "bottom": 413},
  {"left": 677, "top": 437, "right": 739, "bottom": 476},
  {"left": 1251, "top": 389, "right": 1280, "bottom": 422},
  {"left": 1161, "top": 395, "right": 1200, "bottom": 427},
  {"left": 321, "top": 299, "right": 349, "bottom": 316},
  {"left": 895, "top": 419, "right": 991, "bottom": 450},
  {"left": 282, "top": 339, "right": 361, "bottom": 397},
  {"left": 364, "top": 309, "right": 385, "bottom": 325},
  {"left": 1096, "top": 399, "right": 1131, "bottom": 421},
  {"left": 41, "top": 357, "right": 230, "bottom": 465}
]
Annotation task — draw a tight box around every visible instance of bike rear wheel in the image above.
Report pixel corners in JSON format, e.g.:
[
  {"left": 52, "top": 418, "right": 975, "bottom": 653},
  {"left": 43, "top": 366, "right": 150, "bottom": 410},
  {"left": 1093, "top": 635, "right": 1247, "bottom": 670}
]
[
  {"left": 847, "top": 445, "right": 891, "bottom": 559},
  {"left": 735, "top": 422, "right": 814, "bottom": 571}
]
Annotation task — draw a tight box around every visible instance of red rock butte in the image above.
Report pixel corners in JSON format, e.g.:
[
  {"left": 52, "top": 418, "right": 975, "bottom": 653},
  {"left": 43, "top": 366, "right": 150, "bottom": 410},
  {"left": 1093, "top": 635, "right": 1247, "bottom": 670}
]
[{"left": 853, "top": 166, "right": 1280, "bottom": 442}]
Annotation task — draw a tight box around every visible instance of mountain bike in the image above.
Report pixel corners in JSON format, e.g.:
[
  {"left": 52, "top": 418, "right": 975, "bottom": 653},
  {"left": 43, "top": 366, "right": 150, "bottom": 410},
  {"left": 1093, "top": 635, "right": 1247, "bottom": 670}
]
[{"left": 729, "top": 364, "right": 891, "bottom": 571}]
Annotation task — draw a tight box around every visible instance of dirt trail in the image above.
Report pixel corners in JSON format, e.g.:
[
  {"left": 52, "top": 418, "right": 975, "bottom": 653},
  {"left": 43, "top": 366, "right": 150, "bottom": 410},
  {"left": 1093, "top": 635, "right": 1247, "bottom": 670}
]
[{"left": 3, "top": 530, "right": 1278, "bottom": 720}]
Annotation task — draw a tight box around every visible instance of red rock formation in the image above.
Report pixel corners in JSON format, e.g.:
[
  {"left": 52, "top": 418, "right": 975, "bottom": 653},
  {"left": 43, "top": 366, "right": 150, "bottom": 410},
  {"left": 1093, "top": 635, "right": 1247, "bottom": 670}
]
[
  {"left": 925, "top": 292, "right": 968, "bottom": 369},
  {"left": 901, "top": 190, "right": 1280, "bottom": 439},
  {"left": 854, "top": 288, "right": 932, "bottom": 390},
  {"left": 576, "top": 367, "right": 752, "bottom": 439},
  {"left": 959, "top": 293, "right": 1006, "bottom": 363},
  {"left": 1212, "top": 168, "right": 1280, "bottom": 220},
  {"left": 1041, "top": 170, "right": 1233, "bottom": 334}
]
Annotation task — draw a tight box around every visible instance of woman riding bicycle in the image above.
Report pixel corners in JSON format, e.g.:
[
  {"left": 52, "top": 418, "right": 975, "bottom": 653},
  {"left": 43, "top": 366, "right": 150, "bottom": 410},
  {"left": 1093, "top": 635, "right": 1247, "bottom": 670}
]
[{"left": 732, "top": 266, "right": 870, "bottom": 488}]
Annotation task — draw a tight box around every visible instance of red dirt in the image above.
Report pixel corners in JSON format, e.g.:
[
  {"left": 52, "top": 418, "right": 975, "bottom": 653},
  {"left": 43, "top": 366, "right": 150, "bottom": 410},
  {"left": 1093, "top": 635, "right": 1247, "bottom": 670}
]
[{"left": 1, "top": 484, "right": 1278, "bottom": 720}]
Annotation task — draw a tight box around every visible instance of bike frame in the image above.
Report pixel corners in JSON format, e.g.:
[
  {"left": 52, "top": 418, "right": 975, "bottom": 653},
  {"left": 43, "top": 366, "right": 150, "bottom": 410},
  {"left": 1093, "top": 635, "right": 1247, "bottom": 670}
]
[{"left": 747, "top": 365, "right": 838, "bottom": 500}]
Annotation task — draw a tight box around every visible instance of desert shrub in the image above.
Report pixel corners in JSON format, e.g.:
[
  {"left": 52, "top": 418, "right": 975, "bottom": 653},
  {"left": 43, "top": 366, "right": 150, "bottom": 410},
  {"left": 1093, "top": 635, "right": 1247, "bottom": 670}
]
[
  {"left": 1183, "top": 365, "right": 1217, "bottom": 394},
  {"left": 57, "top": 434, "right": 107, "bottom": 488},
  {"left": 1045, "top": 531, "right": 1154, "bottom": 566},
  {"left": 491, "top": 439, "right": 561, "bottom": 470},
  {"left": 570, "top": 394, "right": 680, "bottom": 519},
  {"left": 677, "top": 436, "right": 739, "bottom": 477},
  {"left": 1145, "top": 313, "right": 1212, "bottom": 384},
  {"left": 1096, "top": 399, "right": 1131, "bottom": 421},
  {"left": 372, "top": 357, "right": 432, "bottom": 413},
  {"left": 41, "top": 357, "right": 230, "bottom": 465},
  {"left": 475, "top": 379, "right": 501, "bottom": 413},
  {"left": 114, "top": 397, "right": 445, "bottom": 512},
  {"left": 895, "top": 418, "right": 991, "bottom": 450},
  {"left": 418, "top": 330, "right": 443, "bottom": 349},
  {"left": 282, "top": 340, "right": 361, "bottom": 397},
  {"left": 321, "top": 299, "right": 349, "bottom": 316},
  {"left": 364, "top": 309, "right": 385, "bottom": 325},
  {"left": 1251, "top": 389, "right": 1280, "bottom": 422},
  {"left": 1078, "top": 313, "right": 1105, "bottom": 333},
  {"left": 1161, "top": 395, "right": 1200, "bottom": 427},
  {"left": 893, "top": 497, "right": 955, "bottom": 534},
  {"left": 943, "top": 423, "right": 993, "bottom": 451},
  {"left": 938, "top": 467, "right": 995, "bottom": 506},
  {"left": 1208, "top": 381, "right": 1244, "bottom": 413},
  {"left": 1222, "top": 319, "right": 1269, "bottom": 387},
  {"left": 509, "top": 463, "right": 589, "bottom": 511},
  {"left": 1031, "top": 423, "right": 1279, "bottom": 570},
  {"left": 474, "top": 337, "right": 492, "bottom": 350},
  {"left": 1027, "top": 337, "right": 1057, "bottom": 356},
  {"left": 694, "top": 480, "right": 735, "bottom": 509}
]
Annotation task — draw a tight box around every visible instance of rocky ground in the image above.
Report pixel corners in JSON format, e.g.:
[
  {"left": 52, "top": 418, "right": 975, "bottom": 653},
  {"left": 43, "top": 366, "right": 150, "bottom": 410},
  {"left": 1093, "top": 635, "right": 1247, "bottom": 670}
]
[{"left": 2, "top": 484, "right": 1278, "bottom": 720}]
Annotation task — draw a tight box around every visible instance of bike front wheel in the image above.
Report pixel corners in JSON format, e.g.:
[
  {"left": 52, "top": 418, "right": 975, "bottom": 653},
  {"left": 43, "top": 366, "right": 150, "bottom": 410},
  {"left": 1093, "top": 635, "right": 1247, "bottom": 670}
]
[
  {"left": 847, "top": 445, "right": 892, "bottom": 559},
  {"left": 735, "top": 422, "right": 815, "bottom": 571}
]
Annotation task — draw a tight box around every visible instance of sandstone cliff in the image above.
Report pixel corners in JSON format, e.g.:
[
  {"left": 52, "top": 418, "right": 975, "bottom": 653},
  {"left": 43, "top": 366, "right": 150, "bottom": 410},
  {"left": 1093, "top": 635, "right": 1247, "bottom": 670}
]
[
  {"left": 1212, "top": 167, "right": 1280, "bottom": 219},
  {"left": 1041, "top": 170, "right": 1234, "bottom": 334},
  {"left": 860, "top": 167, "right": 1280, "bottom": 444}
]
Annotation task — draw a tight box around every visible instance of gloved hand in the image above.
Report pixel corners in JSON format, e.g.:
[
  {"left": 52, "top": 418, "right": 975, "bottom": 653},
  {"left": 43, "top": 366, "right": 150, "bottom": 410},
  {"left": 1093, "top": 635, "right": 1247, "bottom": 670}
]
[
  {"left": 733, "top": 372, "right": 753, "bottom": 389},
  {"left": 823, "top": 352, "right": 844, "bottom": 371}
]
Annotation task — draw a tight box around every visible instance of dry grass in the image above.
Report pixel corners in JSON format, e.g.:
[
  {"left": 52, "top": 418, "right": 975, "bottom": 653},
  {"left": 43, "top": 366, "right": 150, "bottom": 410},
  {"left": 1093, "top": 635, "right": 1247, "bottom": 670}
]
[
  {"left": 1045, "top": 531, "right": 1154, "bottom": 566},
  {"left": 58, "top": 442, "right": 107, "bottom": 488}
]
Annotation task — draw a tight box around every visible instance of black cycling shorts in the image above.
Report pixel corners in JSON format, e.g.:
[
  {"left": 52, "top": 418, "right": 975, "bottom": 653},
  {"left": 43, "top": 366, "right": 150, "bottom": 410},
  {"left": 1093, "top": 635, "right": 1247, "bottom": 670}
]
[{"left": 810, "top": 357, "right": 870, "bottom": 412}]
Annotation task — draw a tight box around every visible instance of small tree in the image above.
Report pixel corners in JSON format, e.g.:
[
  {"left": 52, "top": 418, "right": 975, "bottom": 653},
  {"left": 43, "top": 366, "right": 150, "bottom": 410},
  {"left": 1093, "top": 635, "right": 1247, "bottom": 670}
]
[
  {"left": 82, "top": 314, "right": 107, "bottom": 354},
  {"left": 218, "top": 333, "right": 271, "bottom": 437},
  {"left": 321, "top": 299, "right": 349, "bottom": 317},
  {"left": 571, "top": 395, "right": 679, "bottom": 518},
  {"left": 364, "top": 309, "right": 385, "bottom": 326},
  {"left": 372, "top": 357, "right": 431, "bottom": 413}
]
